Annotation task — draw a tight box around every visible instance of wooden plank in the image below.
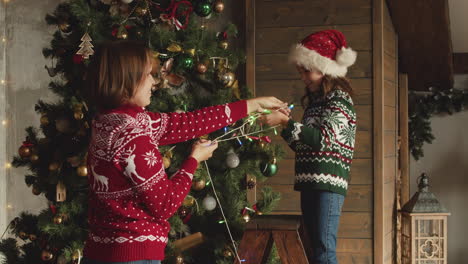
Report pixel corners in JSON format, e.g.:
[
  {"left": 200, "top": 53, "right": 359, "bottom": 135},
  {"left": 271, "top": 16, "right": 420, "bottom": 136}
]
[
  {"left": 453, "top": 53, "right": 468, "bottom": 74},
  {"left": 384, "top": 80, "right": 396, "bottom": 107},
  {"left": 384, "top": 106, "right": 396, "bottom": 131},
  {"left": 256, "top": 51, "right": 372, "bottom": 80},
  {"left": 266, "top": 158, "right": 372, "bottom": 185},
  {"left": 373, "top": 0, "right": 385, "bottom": 263},
  {"left": 383, "top": 157, "right": 396, "bottom": 184},
  {"left": 386, "top": 0, "right": 453, "bottom": 91},
  {"left": 356, "top": 105, "right": 372, "bottom": 131},
  {"left": 383, "top": 180, "right": 396, "bottom": 235},
  {"left": 355, "top": 130, "right": 372, "bottom": 159},
  {"left": 256, "top": 78, "right": 372, "bottom": 106},
  {"left": 383, "top": 26, "right": 396, "bottom": 58},
  {"left": 246, "top": 215, "right": 301, "bottom": 231},
  {"left": 235, "top": 230, "right": 272, "bottom": 264},
  {"left": 384, "top": 52, "right": 396, "bottom": 82},
  {"left": 245, "top": 0, "right": 256, "bottom": 94},
  {"left": 383, "top": 231, "right": 395, "bottom": 263},
  {"left": 272, "top": 231, "right": 309, "bottom": 264},
  {"left": 399, "top": 74, "right": 410, "bottom": 204},
  {"left": 337, "top": 238, "right": 373, "bottom": 264},
  {"left": 256, "top": 0, "right": 372, "bottom": 28},
  {"left": 261, "top": 184, "right": 372, "bottom": 213},
  {"left": 384, "top": 131, "right": 396, "bottom": 158},
  {"left": 338, "top": 212, "right": 373, "bottom": 238},
  {"left": 256, "top": 24, "right": 372, "bottom": 54}
]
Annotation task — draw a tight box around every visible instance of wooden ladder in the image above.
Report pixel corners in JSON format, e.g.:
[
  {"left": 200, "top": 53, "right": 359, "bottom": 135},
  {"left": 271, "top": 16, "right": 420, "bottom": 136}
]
[{"left": 234, "top": 215, "right": 311, "bottom": 264}]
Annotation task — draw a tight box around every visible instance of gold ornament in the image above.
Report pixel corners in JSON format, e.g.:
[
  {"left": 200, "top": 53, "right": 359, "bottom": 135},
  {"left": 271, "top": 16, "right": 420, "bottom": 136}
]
[
  {"left": 117, "top": 30, "right": 128, "bottom": 39},
  {"left": 196, "top": 63, "right": 208, "bottom": 74},
  {"left": 29, "top": 234, "right": 37, "bottom": 241},
  {"left": 40, "top": 115, "right": 49, "bottom": 125},
  {"left": 18, "top": 145, "right": 32, "bottom": 158},
  {"left": 49, "top": 162, "right": 60, "bottom": 171},
  {"left": 183, "top": 196, "right": 195, "bottom": 207},
  {"left": 243, "top": 213, "right": 250, "bottom": 222},
  {"left": 53, "top": 215, "right": 63, "bottom": 224},
  {"left": 58, "top": 22, "right": 71, "bottom": 33},
  {"left": 32, "top": 185, "right": 41, "bottom": 195},
  {"left": 41, "top": 250, "right": 54, "bottom": 261},
  {"left": 218, "top": 40, "right": 228, "bottom": 50},
  {"left": 185, "top": 48, "right": 196, "bottom": 57},
  {"left": 135, "top": 7, "right": 148, "bottom": 16},
  {"left": 19, "top": 231, "right": 28, "bottom": 239},
  {"left": 74, "top": 111, "right": 84, "bottom": 120},
  {"left": 162, "top": 156, "right": 171, "bottom": 169},
  {"left": 214, "top": 0, "right": 225, "bottom": 13},
  {"left": 30, "top": 154, "right": 39, "bottom": 162},
  {"left": 167, "top": 43, "right": 183, "bottom": 53},
  {"left": 176, "top": 255, "right": 184, "bottom": 264},
  {"left": 77, "top": 165, "right": 88, "bottom": 177},
  {"left": 192, "top": 179, "right": 206, "bottom": 191},
  {"left": 223, "top": 248, "right": 233, "bottom": 257},
  {"left": 72, "top": 251, "right": 80, "bottom": 261},
  {"left": 256, "top": 210, "right": 263, "bottom": 216},
  {"left": 219, "top": 70, "right": 236, "bottom": 87}
]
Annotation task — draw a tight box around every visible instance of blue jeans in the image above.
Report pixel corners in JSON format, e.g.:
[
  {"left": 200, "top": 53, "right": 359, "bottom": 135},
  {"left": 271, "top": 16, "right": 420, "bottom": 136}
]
[
  {"left": 81, "top": 258, "right": 161, "bottom": 264},
  {"left": 301, "top": 190, "right": 345, "bottom": 264}
]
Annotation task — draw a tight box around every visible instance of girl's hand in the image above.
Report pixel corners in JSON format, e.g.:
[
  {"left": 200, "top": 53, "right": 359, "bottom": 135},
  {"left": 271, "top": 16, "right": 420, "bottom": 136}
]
[
  {"left": 247, "top": 97, "right": 287, "bottom": 113},
  {"left": 259, "top": 110, "right": 290, "bottom": 127},
  {"left": 190, "top": 139, "right": 219, "bottom": 163}
]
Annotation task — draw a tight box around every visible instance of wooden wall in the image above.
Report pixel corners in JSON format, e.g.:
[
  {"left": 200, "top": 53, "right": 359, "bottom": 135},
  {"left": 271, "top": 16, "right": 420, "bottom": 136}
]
[
  {"left": 373, "top": 0, "right": 399, "bottom": 263},
  {"left": 247, "top": 0, "right": 374, "bottom": 263}
]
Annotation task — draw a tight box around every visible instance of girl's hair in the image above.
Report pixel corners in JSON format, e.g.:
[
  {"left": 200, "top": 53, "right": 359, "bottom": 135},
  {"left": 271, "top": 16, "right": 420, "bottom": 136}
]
[
  {"left": 83, "top": 40, "right": 152, "bottom": 111},
  {"left": 301, "top": 75, "right": 354, "bottom": 107}
]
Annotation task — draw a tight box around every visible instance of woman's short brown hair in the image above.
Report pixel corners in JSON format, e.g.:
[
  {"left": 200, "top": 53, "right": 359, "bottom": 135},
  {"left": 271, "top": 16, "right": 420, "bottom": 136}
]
[{"left": 83, "top": 40, "right": 152, "bottom": 111}]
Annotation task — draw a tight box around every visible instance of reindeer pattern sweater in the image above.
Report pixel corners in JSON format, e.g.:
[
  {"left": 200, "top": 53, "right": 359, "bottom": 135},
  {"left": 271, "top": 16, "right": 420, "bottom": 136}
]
[{"left": 83, "top": 100, "right": 247, "bottom": 262}]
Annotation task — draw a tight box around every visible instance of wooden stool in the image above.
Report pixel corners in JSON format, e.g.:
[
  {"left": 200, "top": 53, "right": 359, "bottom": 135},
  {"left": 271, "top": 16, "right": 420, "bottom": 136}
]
[{"left": 234, "top": 215, "right": 311, "bottom": 264}]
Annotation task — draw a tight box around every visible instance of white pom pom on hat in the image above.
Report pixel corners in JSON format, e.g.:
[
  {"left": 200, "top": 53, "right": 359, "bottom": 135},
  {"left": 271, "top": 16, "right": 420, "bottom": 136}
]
[{"left": 288, "top": 30, "right": 357, "bottom": 77}]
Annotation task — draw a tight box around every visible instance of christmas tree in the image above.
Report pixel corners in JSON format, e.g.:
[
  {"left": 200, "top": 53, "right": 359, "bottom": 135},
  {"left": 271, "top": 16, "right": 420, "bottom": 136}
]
[{"left": 0, "top": 0, "right": 284, "bottom": 263}]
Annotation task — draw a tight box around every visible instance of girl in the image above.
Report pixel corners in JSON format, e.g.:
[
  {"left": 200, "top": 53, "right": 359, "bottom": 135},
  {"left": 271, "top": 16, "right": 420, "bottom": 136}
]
[
  {"left": 260, "top": 30, "right": 357, "bottom": 264},
  {"left": 81, "top": 40, "right": 286, "bottom": 264}
]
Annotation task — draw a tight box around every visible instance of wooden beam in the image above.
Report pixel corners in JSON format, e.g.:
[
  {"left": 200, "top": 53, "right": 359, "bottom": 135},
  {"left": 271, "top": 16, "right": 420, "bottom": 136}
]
[
  {"left": 453, "top": 53, "right": 468, "bottom": 74},
  {"left": 386, "top": 0, "right": 453, "bottom": 90}
]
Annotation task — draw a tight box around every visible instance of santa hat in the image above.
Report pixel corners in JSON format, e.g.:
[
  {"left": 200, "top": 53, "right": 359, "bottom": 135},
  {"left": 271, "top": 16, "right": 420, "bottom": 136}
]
[{"left": 289, "top": 30, "right": 357, "bottom": 77}]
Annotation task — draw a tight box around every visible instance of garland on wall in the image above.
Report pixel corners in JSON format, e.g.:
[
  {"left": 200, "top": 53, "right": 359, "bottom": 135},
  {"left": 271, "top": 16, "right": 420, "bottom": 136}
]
[{"left": 409, "top": 87, "right": 468, "bottom": 160}]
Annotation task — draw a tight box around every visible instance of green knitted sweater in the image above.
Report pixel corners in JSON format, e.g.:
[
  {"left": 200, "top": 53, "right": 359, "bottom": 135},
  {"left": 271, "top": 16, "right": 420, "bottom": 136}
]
[{"left": 281, "top": 89, "right": 357, "bottom": 196}]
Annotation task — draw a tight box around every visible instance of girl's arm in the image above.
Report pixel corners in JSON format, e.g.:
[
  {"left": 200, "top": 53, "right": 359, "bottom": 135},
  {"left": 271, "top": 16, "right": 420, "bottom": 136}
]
[
  {"left": 116, "top": 135, "right": 196, "bottom": 219},
  {"left": 148, "top": 100, "right": 248, "bottom": 146}
]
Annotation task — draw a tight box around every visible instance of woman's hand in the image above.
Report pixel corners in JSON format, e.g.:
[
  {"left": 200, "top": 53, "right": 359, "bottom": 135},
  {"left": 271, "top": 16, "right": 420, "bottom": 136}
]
[
  {"left": 259, "top": 110, "right": 290, "bottom": 127},
  {"left": 247, "top": 97, "right": 287, "bottom": 113},
  {"left": 190, "top": 139, "right": 219, "bottom": 163}
]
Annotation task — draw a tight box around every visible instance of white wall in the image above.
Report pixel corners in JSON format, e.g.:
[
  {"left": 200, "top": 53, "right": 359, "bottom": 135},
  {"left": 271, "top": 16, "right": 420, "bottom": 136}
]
[
  {"left": 1, "top": 0, "right": 61, "bottom": 238},
  {"left": 410, "top": 74, "right": 468, "bottom": 263},
  {"left": 1, "top": 0, "right": 8, "bottom": 240}
]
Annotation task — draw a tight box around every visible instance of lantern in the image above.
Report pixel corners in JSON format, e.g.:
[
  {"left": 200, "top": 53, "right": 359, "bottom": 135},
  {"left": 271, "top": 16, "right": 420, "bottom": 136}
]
[{"left": 401, "top": 173, "right": 450, "bottom": 264}]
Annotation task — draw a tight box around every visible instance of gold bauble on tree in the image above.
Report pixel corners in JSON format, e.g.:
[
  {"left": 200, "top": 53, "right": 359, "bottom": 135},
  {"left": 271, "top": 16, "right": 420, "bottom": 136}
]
[
  {"left": 218, "top": 40, "right": 228, "bottom": 50},
  {"left": 74, "top": 111, "right": 84, "bottom": 120},
  {"left": 214, "top": 0, "right": 225, "bottom": 13},
  {"left": 176, "top": 255, "right": 185, "bottom": 264},
  {"left": 77, "top": 165, "right": 88, "bottom": 177},
  {"left": 49, "top": 162, "right": 60, "bottom": 171},
  {"left": 53, "top": 215, "right": 63, "bottom": 224},
  {"left": 40, "top": 115, "right": 49, "bottom": 125},
  {"left": 32, "top": 185, "right": 41, "bottom": 195},
  {"left": 223, "top": 248, "right": 233, "bottom": 257},
  {"left": 196, "top": 63, "right": 208, "bottom": 74},
  {"left": 29, "top": 234, "right": 37, "bottom": 241},
  {"left": 19, "top": 231, "right": 28, "bottom": 239},
  {"left": 58, "top": 22, "right": 71, "bottom": 33},
  {"left": 192, "top": 179, "right": 206, "bottom": 191},
  {"left": 18, "top": 145, "right": 32, "bottom": 158},
  {"left": 183, "top": 195, "right": 195, "bottom": 207},
  {"left": 41, "top": 250, "right": 54, "bottom": 261},
  {"left": 30, "top": 154, "right": 39, "bottom": 162},
  {"left": 163, "top": 156, "right": 171, "bottom": 169},
  {"left": 135, "top": 7, "right": 148, "bottom": 16}
]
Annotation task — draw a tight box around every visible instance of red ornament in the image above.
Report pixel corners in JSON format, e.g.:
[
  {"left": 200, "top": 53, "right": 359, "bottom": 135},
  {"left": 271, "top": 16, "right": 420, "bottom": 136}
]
[
  {"left": 182, "top": 213, "right": 192, "bottom": 224},
  {"left": 49, "top": 204, "right": 57, "bottom": 215},
  {"left": 73, "top": 54, "right": 84, "bottom": 64}
]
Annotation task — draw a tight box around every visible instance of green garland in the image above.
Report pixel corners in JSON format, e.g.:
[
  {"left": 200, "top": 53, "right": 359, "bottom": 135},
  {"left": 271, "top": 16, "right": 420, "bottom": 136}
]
[{"left": 409, "top": 87, "right": 468, "bottom": 160}]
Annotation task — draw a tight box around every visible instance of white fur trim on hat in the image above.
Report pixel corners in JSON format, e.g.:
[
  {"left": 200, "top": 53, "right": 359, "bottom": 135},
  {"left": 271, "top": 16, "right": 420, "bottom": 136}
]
[{"left": 288, "top": 44, "right": 357, "bottom": 77}]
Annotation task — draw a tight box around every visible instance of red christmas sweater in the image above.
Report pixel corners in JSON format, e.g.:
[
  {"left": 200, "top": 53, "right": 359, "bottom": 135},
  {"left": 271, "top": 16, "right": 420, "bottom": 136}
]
[{"left": 83, "top": 100, "right": 247, "bottom": 262}]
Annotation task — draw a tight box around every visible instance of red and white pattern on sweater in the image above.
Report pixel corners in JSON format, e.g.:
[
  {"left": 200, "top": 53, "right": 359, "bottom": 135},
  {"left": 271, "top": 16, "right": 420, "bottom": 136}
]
[{"left": 83, "top": 100, "right": 247, "bottom": 262}]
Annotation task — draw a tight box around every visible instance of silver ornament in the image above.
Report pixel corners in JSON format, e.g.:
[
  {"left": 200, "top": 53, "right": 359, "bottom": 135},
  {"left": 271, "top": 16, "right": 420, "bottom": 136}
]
[
  {"left": 202, "top": 195, "right": 217, "bottom": 211},
  {"left": 120, "top": 0, "right": 133, "bottom": 3},
  {"left": 226, "top": 150, "right": 240, "bottom": 168}
]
